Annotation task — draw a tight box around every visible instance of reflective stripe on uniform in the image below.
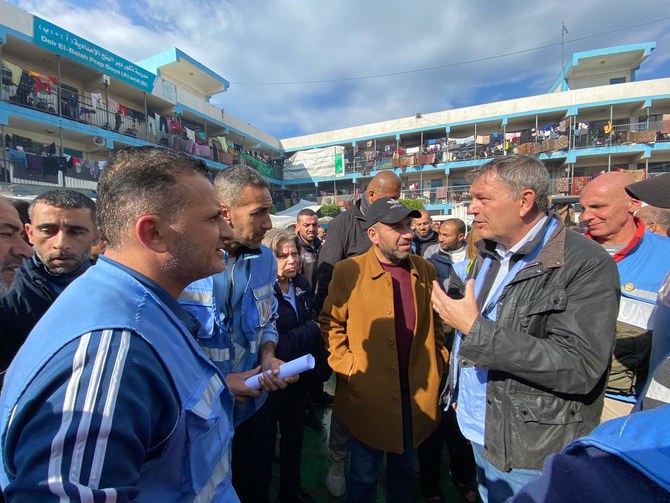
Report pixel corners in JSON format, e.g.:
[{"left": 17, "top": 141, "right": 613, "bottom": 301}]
[
  {"left": 200, "top": 347, "right": 230, "bottom": 363},
  {"left": 191, "top": 374, "right": 224, "bottom": 419},
  {"left": 179, "top": 291, "right": 213, "bottom": 304},
  {"left": 194, "top": 448, "right": 232, "bottom": 503}
]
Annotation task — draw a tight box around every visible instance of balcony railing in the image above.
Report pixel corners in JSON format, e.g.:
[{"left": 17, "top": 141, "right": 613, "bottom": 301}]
[{"left": 0, "top": 79, "right": 245, "bottom": 166}]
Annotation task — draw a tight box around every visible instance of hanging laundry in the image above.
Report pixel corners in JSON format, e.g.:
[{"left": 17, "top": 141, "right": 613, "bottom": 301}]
[
  {"left": 25, "top": 153, "right": 44, "bottom": 175},
  {"left": 107, "top": 97, "right": 119, "bottom": 114},
  {"left": 3, "top": 61, "right": 23, "bottom": 86},
  {"left": 91, "top": 93, "right": 103, "bottom": 110},
  {"left": 184, "top": 127, "right": 196, "bottom": 142}
]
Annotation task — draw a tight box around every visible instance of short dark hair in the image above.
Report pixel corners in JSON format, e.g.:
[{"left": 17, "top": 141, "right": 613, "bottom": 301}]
[
  {"left": 97, "top": 147, "right": 209, "bottom": 249},
  {"left": 28, "top": 189, "right": 96, "bottom": 222},
  {"left": 214, "top": 165, "right": 270, "bottom": 208},
  {"left": 466, "top": 155, "right": 550, "bottom": 213},
  {"left": 442, "top": 218, "right": 466, "bottom": 235},
  {"left": 297, "top": 208, "right": 317, "bottom": 219},
  {"left": 10, "top": 198, "right": 30, "bottom": 227}
]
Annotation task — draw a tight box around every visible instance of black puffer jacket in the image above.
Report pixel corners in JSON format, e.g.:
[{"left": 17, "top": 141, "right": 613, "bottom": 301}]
[
  {"left": 315, "top": 198, "right": 371, "bottom": 313},
  {"left": 451, "top": 216, "right": 620, "bottom": 471},
  {"left": 0, "top": 256, "right": 91, "bottom": 378}
]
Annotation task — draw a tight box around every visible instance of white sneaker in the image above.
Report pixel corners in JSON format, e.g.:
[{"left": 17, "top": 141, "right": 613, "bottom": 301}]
[{"left": 326, "top": 459, "right": 346, "bottom": 497}]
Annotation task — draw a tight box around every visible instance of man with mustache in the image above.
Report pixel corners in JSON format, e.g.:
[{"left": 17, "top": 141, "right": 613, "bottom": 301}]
[
  {"left": 179, "top": 165, "right": 295, "bottom": 503},
  {"left": 320, "top": 197, "right": 447, "bottom": 502},
  {"left": 0, "top": 196, "right": 33, "bottom": 386},
  {"left": 0, "top": 189, "right": 97, "bottom": 367},
  {"left": 0, "top": 197, "right": 33, "bottom": 295}
]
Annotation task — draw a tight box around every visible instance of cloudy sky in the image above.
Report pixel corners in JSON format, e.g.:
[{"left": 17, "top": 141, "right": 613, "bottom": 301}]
[{"left": 11, "top": 0, "right": 670, "bottom": 139}]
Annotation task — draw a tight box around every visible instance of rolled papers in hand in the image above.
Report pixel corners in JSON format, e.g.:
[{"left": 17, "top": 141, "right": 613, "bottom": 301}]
[{"left": 243, "top": 354, "right": 315, "bottom": 390}]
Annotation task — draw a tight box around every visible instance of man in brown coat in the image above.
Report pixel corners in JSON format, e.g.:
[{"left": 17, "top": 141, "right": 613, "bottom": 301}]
[{"left": 320, "top": 197, "right": 447, "bottom": 503}]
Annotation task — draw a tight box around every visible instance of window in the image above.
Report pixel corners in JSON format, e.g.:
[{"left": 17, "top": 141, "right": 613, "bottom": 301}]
[{"left": 609, "top": 77, "right": 626, "bottom": 85}]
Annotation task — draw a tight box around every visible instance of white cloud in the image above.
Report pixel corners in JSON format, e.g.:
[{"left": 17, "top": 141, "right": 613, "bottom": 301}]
[{"left": 13, "top": 0, "right": 670, "bottom": 138}]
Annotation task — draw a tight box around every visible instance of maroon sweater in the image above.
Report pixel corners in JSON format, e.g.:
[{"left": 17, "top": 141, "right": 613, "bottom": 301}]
[{"left": 381, "top": 260, "right": 416, "bottom": 389}]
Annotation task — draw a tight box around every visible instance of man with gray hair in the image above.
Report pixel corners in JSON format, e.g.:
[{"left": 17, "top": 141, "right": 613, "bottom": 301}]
[
  {"left": 431, "top": 155, "right": 619, "bottom": 502},
  {"left": 636, "top": 205, "right": 670, "bottom": 237}
]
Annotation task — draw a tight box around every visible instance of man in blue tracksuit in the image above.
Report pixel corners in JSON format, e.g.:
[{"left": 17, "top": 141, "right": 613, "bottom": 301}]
[
  {"left": 180, "top": 165, "right": 295, "bottom": 503},
  {"left": 0, "top": 147, "right": 238, "bottom": 500},
  {"left": 580, "top": 172, "right": 670, "bottom": 421}
]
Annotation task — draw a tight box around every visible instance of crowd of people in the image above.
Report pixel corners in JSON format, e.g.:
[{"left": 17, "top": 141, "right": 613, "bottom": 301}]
[{"left": 0, "top": 147, "right": 669, "bottom": 502}]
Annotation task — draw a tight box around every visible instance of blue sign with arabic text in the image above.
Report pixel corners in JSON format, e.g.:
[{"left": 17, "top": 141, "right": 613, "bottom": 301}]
[{"left": 33, "top": 17, "right": 157, "bottom": 93}]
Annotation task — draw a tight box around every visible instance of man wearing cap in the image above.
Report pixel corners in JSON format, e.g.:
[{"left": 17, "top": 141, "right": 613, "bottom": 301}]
[
  {"left": 320, "top": 197, "right": 447, "bottom": 502},
  {"left": 626, "top": 173, "right": 670, "bottom": 375},
  {"left": 580, "top": 172, "right": 670, "bottom": 421}
]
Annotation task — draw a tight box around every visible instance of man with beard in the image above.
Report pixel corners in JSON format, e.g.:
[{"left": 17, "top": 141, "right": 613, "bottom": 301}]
[
  {"left": 0, "top": 147, "right": 239, "bottom": 500},
  {"left": 0, "top": 189, "right": 98, "bottom": 361},
  {"left": 179, "top": 165, "right": 295, "bottom": 503},
  {"left": 0, "top": 197, "right": 33, "bottom": 295},
  {"left": 0, "top": 196, "right": 33, "bottom": 386},
  {"left": 423, "top": 218, "right": 468, "bottom": 262},
  {"left": 320, "top": 197, "right": 447, "bottom": 502},
  {"left": 314, "top": 170, "right": 401, "bottom": 498},
  {"left": 411, "top": 209, "right": 439, "bottom": 256}
]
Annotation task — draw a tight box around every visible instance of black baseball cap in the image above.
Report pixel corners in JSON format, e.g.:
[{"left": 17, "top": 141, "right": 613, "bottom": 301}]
[
  {"left": 365, "top": 197, "right": 422, "bottom": 227},
  {"left": 625, "top": 173, "right": 670, "bottom": 209}
]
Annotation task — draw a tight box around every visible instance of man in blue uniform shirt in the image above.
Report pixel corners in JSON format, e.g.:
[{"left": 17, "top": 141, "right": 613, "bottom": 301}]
[
  {"left": 580, "top": 172, "right": 670, "bottom": 421},
  {"left": 180, "top": 165, "right": 295, "bottom": 503},
  {"left": 0, "top": 147, "right": 239, "bottom": 501}
]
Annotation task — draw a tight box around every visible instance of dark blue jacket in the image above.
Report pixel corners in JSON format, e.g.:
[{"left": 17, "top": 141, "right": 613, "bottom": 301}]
[
  {"left": 0, "top": 256, "right": 91, "bottom": 379},
  {"left": 274, "top": 274, "right": 331, "bottom": 382}
]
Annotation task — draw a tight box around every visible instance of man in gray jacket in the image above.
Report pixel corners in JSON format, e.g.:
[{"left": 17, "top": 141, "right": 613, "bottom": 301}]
[{"left": 432, "top": 155, "right": 619, "bottom": 503}]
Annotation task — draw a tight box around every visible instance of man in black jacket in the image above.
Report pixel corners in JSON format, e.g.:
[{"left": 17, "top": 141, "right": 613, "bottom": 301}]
[
  {"left": 0, "top": 190, "right": 97, "bottom": 373},
  {"left": 295, "top": 208, "right": 321, "bottom": 290},
  {"left": 411, "top": 209, "right": 439, "bottom": 256},
  {"left": 431, "top": 156, "right": 619, "bottom": 503}
]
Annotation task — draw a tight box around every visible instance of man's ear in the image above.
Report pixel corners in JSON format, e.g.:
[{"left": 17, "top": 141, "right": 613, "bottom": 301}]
[
  {"left": 25, "top": 222, "right": 35, "bottom": 246},
  {"left": 518, "top": 189, "right": 537, "bottom": 218},
  {"left": 367, "top": 225, "right": 378, "bottom": 246},
  {"left": 221, "top": 203, "right": 233, "bottom": 226},
  {"left": 135, "top": 215, "right": 169, "bottom": 253}
]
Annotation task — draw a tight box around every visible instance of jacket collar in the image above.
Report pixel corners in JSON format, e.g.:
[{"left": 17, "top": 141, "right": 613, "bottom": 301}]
[
  {"left": 413, "top": 229, "right": 438, "bottom": 243},
  {"left": 297, "top": 232, "right": 321, "bottom": 252},
  {"left": 477, "top": 213, "right": 566, "bottom": 270}
]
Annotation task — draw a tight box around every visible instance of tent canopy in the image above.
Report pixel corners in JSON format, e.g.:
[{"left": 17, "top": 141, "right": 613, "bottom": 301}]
[{"left": 271, "top": 199, "right": 321, "bottom": 228}]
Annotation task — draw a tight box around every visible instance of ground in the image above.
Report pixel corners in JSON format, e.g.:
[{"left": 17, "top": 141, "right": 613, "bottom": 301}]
[{"left": 270, "top": 375, "right": 470, "bottom": 502}]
